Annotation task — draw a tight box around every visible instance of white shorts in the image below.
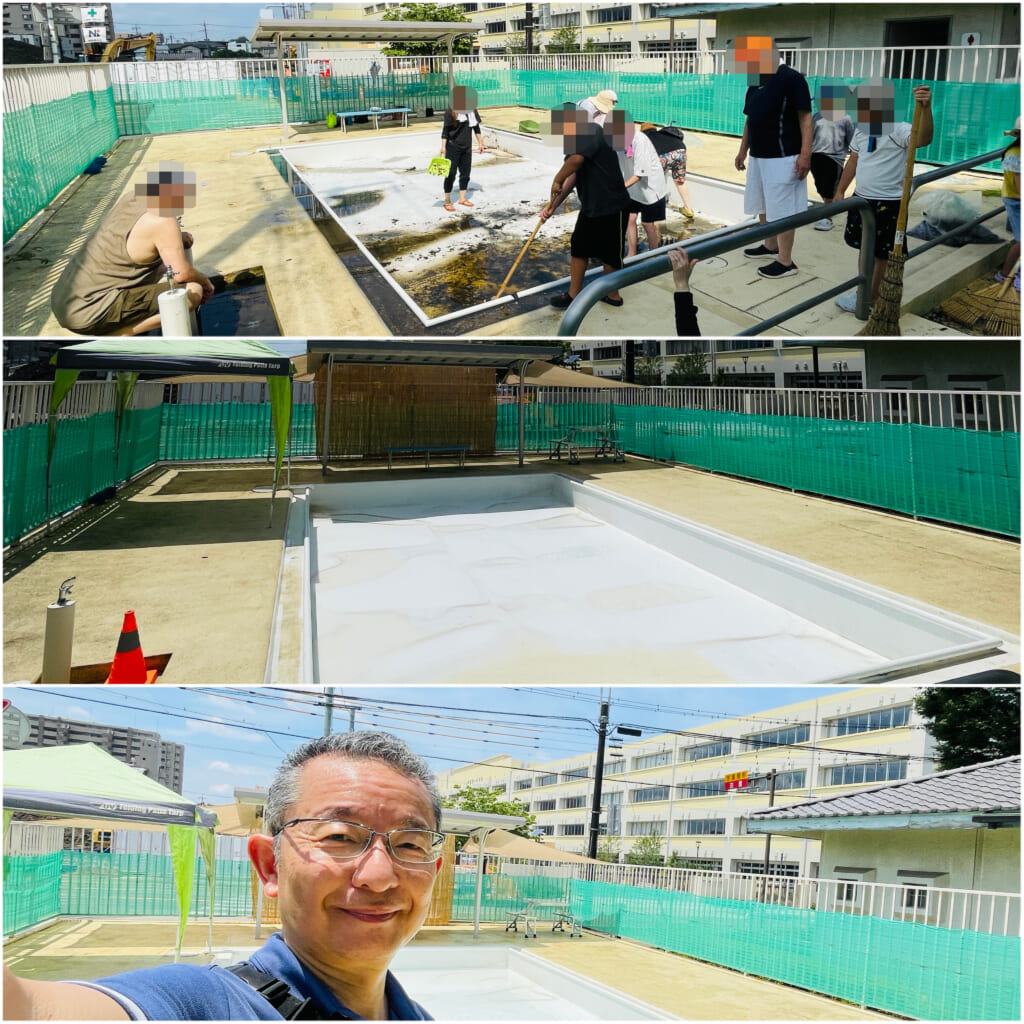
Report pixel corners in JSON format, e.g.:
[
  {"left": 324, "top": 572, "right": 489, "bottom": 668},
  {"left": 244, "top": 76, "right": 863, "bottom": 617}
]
[{"left": 744, "top": 155, "right": 808, "bottom": 220}]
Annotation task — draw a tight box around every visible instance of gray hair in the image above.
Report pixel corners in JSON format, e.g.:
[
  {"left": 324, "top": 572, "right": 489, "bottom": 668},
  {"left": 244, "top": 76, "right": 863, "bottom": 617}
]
[{"left": 263, "top": 731, "right": 442, "bottom": 842}]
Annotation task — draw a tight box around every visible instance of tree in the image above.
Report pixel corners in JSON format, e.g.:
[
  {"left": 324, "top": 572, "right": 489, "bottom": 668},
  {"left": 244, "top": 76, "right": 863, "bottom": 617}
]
[
  {"left": 914, "top": 687, "right": 1021, "bottom": 770},
  {"left": 211, "top": 48, "right": 261, "bottom": 59},
  {"left": 546, "top": 25, "right": 580, "bottom": 54},
  {"left": 4, "top": 39, "right": 45, "bottom": 64},
  {"left": 666, "top": 346, "right": 708, "bottom": 386},
  {"left": 596, "top": 836, "right": 620, "bottom": 863},
  {"left": 442, "top": 784, "right": 537, "bottom": 839},
  {"left": 381, "top": 3, "right": 473, "bottom": 57},
  {"left": 506, "top": 31, "right": 527, "bottom": 55},
  {"left": 625, "top": 833, "right": 664, "bottom": 866},
  {"left": 634, "top": 356, "right": 664, "bottom": 386},
  {"left": 583, "top": 37, "right": 602, "bottom": 54}
]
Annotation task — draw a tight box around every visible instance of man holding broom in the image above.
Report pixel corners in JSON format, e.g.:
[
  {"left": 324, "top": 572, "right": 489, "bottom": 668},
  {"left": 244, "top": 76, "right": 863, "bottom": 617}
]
[{"left": 832, "top": 83, "right": 933, "bottom": 314}]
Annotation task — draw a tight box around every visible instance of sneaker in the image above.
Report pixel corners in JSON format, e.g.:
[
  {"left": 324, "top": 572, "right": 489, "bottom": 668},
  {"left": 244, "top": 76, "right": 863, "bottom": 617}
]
[
  {"left": 744, "top": 244, "right": 779, "bottom": 259},
  {"left": 549, "top": 292, "right": 573, "bottom": 309},
  {"left": 681, "top": 206, "right": 695, "bottom": 219},
  {"left": 995, "top": 271, "right": 1006, "bottom": 284},
  {"left": 758, "top": 260, "right": 798, "bottom": 279},
  {"left": 835, "top": 289, "right": 858, "bottom": 313},
  {"left": 813, "top": 217, "right": 833, "bottom": 231}
]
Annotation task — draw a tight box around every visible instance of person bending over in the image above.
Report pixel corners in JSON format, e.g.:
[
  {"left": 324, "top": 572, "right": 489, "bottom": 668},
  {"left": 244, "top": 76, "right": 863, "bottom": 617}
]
[{"left": 51, "top": 161, "right": 214, "bottom": 336}]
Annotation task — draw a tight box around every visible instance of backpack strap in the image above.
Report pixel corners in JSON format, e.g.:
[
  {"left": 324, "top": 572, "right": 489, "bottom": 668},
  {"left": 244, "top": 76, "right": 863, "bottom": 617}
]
[{"left": 224, "top": 963, "right": 332, "bottom": 1020}]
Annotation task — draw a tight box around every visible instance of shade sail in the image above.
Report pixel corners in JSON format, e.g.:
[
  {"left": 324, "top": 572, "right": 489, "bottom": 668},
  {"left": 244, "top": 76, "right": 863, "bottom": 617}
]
[{"left": 251, "top": 18, "right": 486, "bottom": 46}]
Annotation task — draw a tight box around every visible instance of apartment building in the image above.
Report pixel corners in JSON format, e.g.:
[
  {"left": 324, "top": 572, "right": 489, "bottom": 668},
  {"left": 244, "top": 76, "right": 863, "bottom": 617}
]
[
  {"left": 2, "top": 3, "right": 113, "bottom": 62},
  {"left": 437, "top": 687, "right": 934, "bottom": 876},
  {"left": 347, "top": 2, "right": 713, "bottom": 57},
  {"left": 17, "top": 714, "right": 184, "bottom": 793}
]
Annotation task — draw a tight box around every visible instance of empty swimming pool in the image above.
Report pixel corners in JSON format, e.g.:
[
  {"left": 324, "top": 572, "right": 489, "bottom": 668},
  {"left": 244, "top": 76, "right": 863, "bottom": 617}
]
[
  {"left": 273, "top": 127, "right": 746, "bottom": 328},
  {"left": 278, "top": 474, "right": 1012, "bottom": 685}
]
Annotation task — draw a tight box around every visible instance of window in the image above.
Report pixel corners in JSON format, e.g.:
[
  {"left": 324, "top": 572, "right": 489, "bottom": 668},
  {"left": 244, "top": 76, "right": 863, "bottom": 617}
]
[
  {"left": 534, "top": 824, "right": 554, "bottom": 836},
  {"left": 632, "top": 751, "right": 670, "bottom": 770},
  {"left": 831, "top": 705, "right": 911, "bottom": 736},
  {"left": 561, "top": 796, "right": 587, "bottom": 809},
  {"left": 594, "top": 345, "right": 622, "bottom": 360},
  {"left": 630, "top": 786, "right": 670, "bottom": 803},
  {"left": 685, "top": 779, "right": 726, "bottom": 798},
  {"left": 748, "top": 770, "right": 806, "bottom": 792},
  {"left": 594, "top": 5, "right": 631, "bottom": 24},
  {"left": 827, "top": 761, "right": 907, "bottom": 787},
  {"left": 486, "top": 21, "right": 506, "bottom": 33},
  {"left": 604, "top": 760, "right": 625, "bottom": 775},
  {"left": 903, "top": 886, "right": 928, "bottom": 909},
  {"left": 628, "top": 820, "right": 666, "bottom": 836},
  {"left": 551, "top": 12, "right": 579, "bottom": 28},
  {"left": 536, "top": 774, "right": 558, "bottom": 787},
  {"left": 743, "top": 724, "right": 809, "bottom": 749},
  {"left": 675, "top": 818, "right": 725, "bottom": 836},
  {"left": 515, "top": 778, "right": 533, "bottom": 790},
  {"left": 561, "top": 767, "right": 589, "bottom": 781},
  {"left": 560, "top": 823, "right": 586, "bottom": 836},
  {"left": 734, "top": 860, "right": 799, "bottom": 877},
  {"left": 535, "top": 799, "right": 556, "bottom": 812},
  {"left": 491, "top": 783, "right": 506, "bottom": 794},
  {"left": 684, "top": 740, "right": 731, "bottom": 762}
]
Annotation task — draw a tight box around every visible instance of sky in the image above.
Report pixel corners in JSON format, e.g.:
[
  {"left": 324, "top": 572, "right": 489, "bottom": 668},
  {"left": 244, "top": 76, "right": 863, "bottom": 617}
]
[
  {"left": 5, "top": 685, "right": 848, "bottom": 804},
  {"left": 111, "top": 3, "right": 269, "bottom": 43}
]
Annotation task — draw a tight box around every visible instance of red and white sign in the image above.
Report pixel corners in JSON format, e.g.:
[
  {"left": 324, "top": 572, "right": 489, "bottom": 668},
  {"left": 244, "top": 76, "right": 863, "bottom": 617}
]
[{"left": 724, "top": 770, "right": 749, "bottom": 791}]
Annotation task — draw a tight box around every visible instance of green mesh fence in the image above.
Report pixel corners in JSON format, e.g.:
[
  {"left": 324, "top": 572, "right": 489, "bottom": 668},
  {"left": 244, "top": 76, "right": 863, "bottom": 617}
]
[
  {"left": 3, "top": 86, "right": 119, "bottom": 243},
  {"left": 3, "top": 406, "right": 163, "bottom": 548},
  {"left": 59, "top": 852, "right": 254, "bottom": 919},
  {"left": 496, "top": 403, "right": 1020, "bottom": 537},
  {"left": 159, "top": 402, "right": 317, "bottom": 461},
  {"left": 564, "top": 878, "right": 1020, "bottom": 1021},
  {"left": 3, "top": 853, "right": 63, "bottom": 936},
  {"left": 451, "top": 868, "right": 571, "bottom": 923}
]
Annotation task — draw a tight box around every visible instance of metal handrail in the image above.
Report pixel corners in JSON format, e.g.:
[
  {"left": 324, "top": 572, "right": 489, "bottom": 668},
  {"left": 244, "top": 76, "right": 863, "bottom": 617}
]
[{"left": 556, "top": 144, "right": 1011, "bottom": 338}]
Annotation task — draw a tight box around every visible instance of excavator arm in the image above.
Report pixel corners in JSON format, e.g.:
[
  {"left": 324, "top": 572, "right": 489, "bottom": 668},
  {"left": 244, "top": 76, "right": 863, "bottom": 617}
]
[{"left": 96, "top": 33, "right": 157, "bottom": 62}]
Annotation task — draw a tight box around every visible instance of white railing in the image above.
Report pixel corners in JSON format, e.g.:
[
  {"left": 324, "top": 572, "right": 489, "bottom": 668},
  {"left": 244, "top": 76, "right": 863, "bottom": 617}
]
[
  {"left": 489, "top": 855, "right": 1023, "bottom": 937},
  {"left": 97, "top": 44, "right": 1019, "bottom": 88},
  {"left": 2, "top": 380, "right": 165, "bottom": 430}
]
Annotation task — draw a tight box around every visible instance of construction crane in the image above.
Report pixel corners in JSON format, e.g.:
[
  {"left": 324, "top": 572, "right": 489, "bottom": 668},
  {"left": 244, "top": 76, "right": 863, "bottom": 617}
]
[{"left": 87, "top": 33, "right": 157, "bottom": 62}]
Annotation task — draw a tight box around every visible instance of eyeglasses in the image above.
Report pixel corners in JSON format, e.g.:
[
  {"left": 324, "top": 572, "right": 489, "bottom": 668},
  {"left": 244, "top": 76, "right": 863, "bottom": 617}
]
[{"left": 277, "top": 818, "right": 445, "bottom": 865}]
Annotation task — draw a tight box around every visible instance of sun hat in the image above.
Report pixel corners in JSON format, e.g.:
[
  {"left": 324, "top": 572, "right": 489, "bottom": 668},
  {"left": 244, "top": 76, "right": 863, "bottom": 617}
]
[{"left": 592, "top": 89, "right": 618, "bottom": 114}]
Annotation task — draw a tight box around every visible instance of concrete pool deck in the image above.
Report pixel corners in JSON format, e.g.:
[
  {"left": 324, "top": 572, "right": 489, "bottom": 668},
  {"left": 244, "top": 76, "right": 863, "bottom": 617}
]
[
  {"left": 3, "top": 106, "right": 1008, "bottom": 339},
  {"left": 3, "top": 457, "right": 1018, "bottom": 684},
  {"left": 3, "top": 919, "right": 894, "bottom": 1020}
]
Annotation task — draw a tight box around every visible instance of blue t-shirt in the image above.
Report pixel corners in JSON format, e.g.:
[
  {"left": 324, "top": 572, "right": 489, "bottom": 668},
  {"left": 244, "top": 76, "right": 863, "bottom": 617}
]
[{"left": 72, "top": 932, "right": 432, "bottom": 1020}]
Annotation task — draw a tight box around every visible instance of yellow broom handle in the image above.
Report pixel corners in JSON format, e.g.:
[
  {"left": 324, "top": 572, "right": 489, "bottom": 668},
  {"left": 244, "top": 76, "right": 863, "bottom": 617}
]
[
  {"left": 893, "top": 98, "right": 924, "bottom": 249},
  {"left": 496, "top": 217, "right": 543, "bottom": 297}
]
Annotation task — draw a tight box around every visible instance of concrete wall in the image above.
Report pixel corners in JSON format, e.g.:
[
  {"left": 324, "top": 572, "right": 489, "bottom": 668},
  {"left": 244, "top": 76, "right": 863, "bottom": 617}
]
[
  {"left": 712, "top": 4, "right": 1019, "bottom": 50},
  {"left": 861, "top": 340, "right": 1021, "bottom": 391},
  {"left": 819, "top": 824, "right": 1020, "bottom": 894}
]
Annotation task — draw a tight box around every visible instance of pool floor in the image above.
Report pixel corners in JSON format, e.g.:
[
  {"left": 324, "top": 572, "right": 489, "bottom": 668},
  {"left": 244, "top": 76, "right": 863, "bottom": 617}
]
[{"left": 309, "top": 486, "right": 882, "bottom": 685}]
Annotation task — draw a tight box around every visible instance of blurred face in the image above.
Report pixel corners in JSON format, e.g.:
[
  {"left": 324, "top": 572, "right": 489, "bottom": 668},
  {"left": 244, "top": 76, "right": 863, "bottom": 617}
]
[
  {"left": 135, "top": 162, "right": 197, "bottom": 217},
  {"left": 728, "top": 36, "right": 779, "bottom": 84},
  {"left": 253, "top": 756, "right": 441, "bottom": 977},
  {"left": 450, "top": 84, "right": 478, "bottom": 114},
  {"left": 854, "top": 80, "right": 896, "bottom": 136}
]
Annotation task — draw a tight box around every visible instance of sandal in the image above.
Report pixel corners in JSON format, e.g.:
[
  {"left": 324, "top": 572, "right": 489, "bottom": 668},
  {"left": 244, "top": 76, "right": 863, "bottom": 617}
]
[
  {"left": 600, "top": 295, "right": 624, "bottom": 307},
  {"left": 458, "top": 199, "right": 474, "bottom": 207},
  {"left": 443, "top": 201, "right": 455, "bottom": 212}
]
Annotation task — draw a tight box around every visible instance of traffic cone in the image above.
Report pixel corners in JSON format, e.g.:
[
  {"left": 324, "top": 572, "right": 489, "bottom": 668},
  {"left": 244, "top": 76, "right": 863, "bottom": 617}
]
[{"left": 104, "top": 610, "right": 158, "bottom": 684}]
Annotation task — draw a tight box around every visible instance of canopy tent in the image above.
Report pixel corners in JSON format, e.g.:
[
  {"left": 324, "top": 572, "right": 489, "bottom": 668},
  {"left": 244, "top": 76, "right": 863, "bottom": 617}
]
[
  {"left": 461, "top": 828, "right": 601, "bottom": 864},
  {"left": 307, "top": 340, "right": 563, "bottom": 470},
  {"left": 3, "top": 743, "right": 217, "bottom": 958},
  {"left": 249, "top": 18, "right": 486, "bottom": 140},
  {"left": 48, "top": 339, "right": 295, "bottom": 527}
]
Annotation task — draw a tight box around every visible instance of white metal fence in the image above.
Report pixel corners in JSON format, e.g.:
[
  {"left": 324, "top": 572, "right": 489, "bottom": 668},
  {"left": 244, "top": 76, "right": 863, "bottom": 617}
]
[{"left": 2, "top": 381, "right": 165, "bottom": 430}]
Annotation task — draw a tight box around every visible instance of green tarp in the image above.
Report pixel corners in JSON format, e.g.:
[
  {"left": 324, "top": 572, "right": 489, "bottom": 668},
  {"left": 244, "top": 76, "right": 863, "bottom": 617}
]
[{"left": 3, "top": 743, "right": 216, "bottom": 958}]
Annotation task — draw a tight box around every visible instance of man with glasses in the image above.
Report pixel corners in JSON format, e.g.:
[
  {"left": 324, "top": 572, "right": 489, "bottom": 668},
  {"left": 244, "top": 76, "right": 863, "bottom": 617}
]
[{"left": 3, "top": 732, "right": 445, "bottom": 1020}]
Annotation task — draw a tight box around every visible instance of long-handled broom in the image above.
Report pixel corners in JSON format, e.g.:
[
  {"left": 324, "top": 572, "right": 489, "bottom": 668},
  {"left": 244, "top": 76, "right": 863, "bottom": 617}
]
[
  {"left": 941, "top": 259, "right": 1021, "bottom": 335},
  {"left": 858, "top": 98, "right": 925, "bottom": 337},
  {"left": 496, "top": 216, "right": 544, "bottom": 298}
]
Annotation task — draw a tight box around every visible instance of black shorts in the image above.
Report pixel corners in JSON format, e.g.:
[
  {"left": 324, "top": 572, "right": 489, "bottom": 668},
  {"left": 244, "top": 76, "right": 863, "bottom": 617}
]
[
  {"left": 810, "top": 153, "right": 841, "bottom": 202},
  {"left": 570, "top": 210, "right": 626, "bottom": 269},
  {"left": 628, "top": 196, "right": 667, "bottom": 223},
  {"left": 844, "top": 195, "right": 901, "bottom": 259}
]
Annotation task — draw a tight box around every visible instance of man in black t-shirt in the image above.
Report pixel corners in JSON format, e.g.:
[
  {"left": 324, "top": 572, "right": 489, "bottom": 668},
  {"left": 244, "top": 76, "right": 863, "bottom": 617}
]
[
  {"left": 731, "top": 37, "right": 812, "bottom": 279},
  {"left": 540, "top": 104, "right": 631, "bottom": 309}
]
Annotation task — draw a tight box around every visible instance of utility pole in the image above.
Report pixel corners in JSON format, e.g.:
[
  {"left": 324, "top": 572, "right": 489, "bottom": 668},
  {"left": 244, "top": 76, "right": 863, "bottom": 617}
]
[
  {"left": 323, "top": 687, "right": 335, "bottom": 736},
  {"left": 586, "top": 695, "right": 609, "bottom": 859},
  {"left": 759, "top": 768, "right": 778, "bottom": 901},
  {"left": 524, "top": 3, "right": 534, "bottom": 55},
  {"left": 45, "top": 4, "right": 60, "bottom": 63}
]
